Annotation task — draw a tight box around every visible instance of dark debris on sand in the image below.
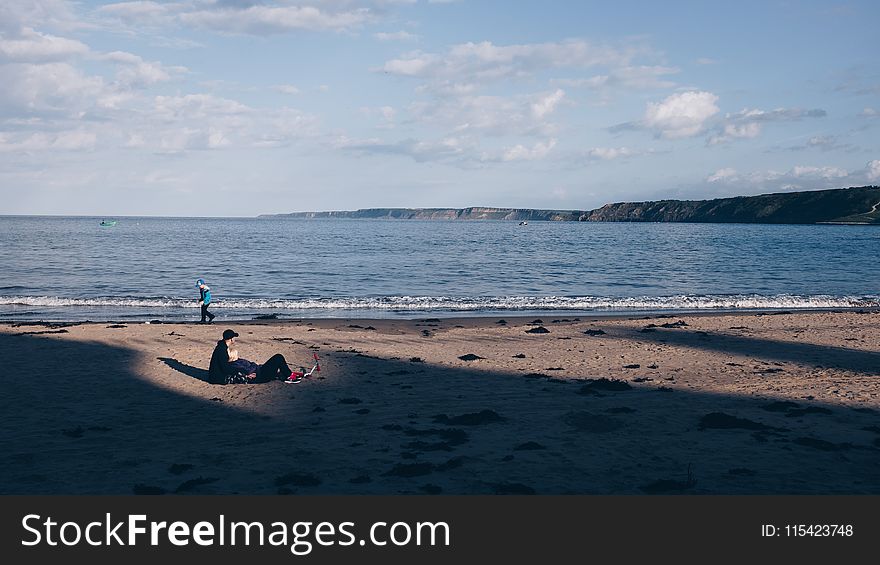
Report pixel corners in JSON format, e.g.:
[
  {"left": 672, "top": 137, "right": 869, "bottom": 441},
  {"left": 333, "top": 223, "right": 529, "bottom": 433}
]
[
  {"left": 458, "top": 353, "right": 485, "bottom": 361},
  {"left": 579, "top": 378, "right": 633, "bottom": 394},
  {"left": 433, "top": 410, "right": 504, "bottom": 426},
  {"left": 525, "top": 326, "right": 550, "bottom": 334},
  {"left": 583, "top": 329, "right": 606, "bottom": 336},
  {"left": 254, "top": 313, "right": 279, "bottom": 320}
]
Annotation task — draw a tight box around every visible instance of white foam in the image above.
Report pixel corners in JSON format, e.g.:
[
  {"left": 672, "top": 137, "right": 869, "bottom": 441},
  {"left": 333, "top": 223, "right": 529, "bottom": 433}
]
[{"left": 0, "top": 294, "right": 877, "bottom": 312}]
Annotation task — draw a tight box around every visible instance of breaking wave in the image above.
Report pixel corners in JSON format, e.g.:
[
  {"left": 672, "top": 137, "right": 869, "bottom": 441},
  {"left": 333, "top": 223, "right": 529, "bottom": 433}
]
[{"left": 0, "top": 294, "right": 877, "bottom": 314}]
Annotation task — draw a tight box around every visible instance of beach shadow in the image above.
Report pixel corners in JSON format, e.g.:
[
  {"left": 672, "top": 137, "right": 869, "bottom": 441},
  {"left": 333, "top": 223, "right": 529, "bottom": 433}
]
[
  {"left": 626, "top": 326, "right": 880, "bottom": 375},
  {"left": 158, "top": 357, "right": 210, "bottom": 383},
  {"left": 1, "top": 330, "right": 877, "bottom": 495}
]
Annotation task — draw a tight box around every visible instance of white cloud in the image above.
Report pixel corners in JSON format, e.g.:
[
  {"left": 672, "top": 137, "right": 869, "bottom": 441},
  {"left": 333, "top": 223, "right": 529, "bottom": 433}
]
[
  {"left": 502, "top": 139, "right": 556, "bottom": 161},
  {"left": 695, "top": 57, "right": 718, "bottom": 65},
  {"left": 643, "top": 91, "right": 719, "bottom": 139},
  {"left": 0, "top": 129, "right": 97, "bottom": 152},
  {"left": 374, "top": 31, "right": 417, "bottom": 41},
  {"left": 789, "top": 165, "right": 848, "bottom": 179},
  {"left": 0, "top": 62, "right": 105, "bottom": 116},
  {"left": 101, "top": 50, "right": 186, "bottom": 87},
  {"left": 379, "top": 106, "right": 395, "bottom": 121},
  {"left": 781, "top": 135, "right": 854, "bottom": 153},
  {"left": 867, "top": 160, "right": 880, "bottom": 182},
  {"left": 0, "top": 27, "right": 89, "bottom": 62},
  {"left": 530, "top": 89, "right": 565, "bottom": 119},
  {"left": 381, "top": 39, "right": 646, "bottom": 85},
  {"left": 179, "top": 5, "right": 374, "bottom": 35},
  {"left": 382, "top": 52, "right": 437, "bottom": 76},
  {"left": 861, "top": 107, "right": 878, "bottom": 118},
  {"left": 274, "top": 84, "right": 301, "bottom": 95},
  {"left": 0, "top": 0, "right": 84, "bottom": 33},
  {"left": 153, "top": 94, "right": 251, "bottom": 120},
  {"left": 98, "top": 1, "right": 172, "bottom": 24},
  {"left": 557, "top": 65, "right": 678, "bottom": 90},
  {"left": 707, "top": 122, "right": 761, "bottom": 145},
  {"left": 708, "top": 107, "right": 827, "bottom": 145},
  {"left": 705, "top": 161, "right": 879, "bottom": 192},
  {"left": 706, "top": 168, "right": 739, "bottom": 183},
  {"left": 409, "top": 91, "right": 563, "bottom": 138},
  {"left": 94, "top": 0, "right": 446, "bottom": 39},
  {"left": 587, "top": 147, "right": 639, "bottom": 160},
  {"left": 339, "top": 135, "right": 475, "bottom": 164},
  {"left": 338, "top": 130, "right": 563, "bottom": 166},
  {"left": 99, "top": 1, "right": 382, "bottom": 35}
]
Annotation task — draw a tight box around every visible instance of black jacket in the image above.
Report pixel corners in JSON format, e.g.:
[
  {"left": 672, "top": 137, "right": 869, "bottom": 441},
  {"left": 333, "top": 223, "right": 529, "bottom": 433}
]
[{"left": 208, "top": 340, "right": 233, "bottom": 384}]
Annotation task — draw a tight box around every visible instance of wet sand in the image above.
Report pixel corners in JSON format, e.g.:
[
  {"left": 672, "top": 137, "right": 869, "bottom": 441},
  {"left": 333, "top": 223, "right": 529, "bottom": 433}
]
[{"left": 1, "top": 311, "right": 878, "bottom": 494}]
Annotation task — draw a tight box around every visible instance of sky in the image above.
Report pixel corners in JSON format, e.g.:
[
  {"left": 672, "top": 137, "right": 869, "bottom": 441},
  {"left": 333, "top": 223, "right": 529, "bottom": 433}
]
[{"left": 1, "top": 0, "right": 878, "bottom": 216}]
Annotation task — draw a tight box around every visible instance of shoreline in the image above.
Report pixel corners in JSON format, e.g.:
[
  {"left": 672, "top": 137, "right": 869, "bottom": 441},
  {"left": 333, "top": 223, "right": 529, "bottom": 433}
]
[
  {"left": 3, "top": 306, "right": 880, "bottom": 327},
  {"left": 2, "top": 310, "right": 878, "bottom": 494}
]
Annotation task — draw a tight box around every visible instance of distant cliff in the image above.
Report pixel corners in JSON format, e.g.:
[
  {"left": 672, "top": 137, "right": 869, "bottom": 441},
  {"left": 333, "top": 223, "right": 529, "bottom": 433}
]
[
  {"left": 260, "top": 186, "right": 880, "bottom": 224},
  {"left": 583, "top": 186, "right": 880, "bottom": 224},
  {"left": 261, "top": 206, "right": 581, "bottom": 221}
]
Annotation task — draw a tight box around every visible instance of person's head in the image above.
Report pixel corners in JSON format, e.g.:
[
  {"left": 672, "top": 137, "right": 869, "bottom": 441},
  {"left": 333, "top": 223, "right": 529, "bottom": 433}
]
[
  {"left": 222, "top": 329, "right": 238, "bottom": 345},
  {"left": 196, "top": 278, "right": 205, "bottom": 288}
]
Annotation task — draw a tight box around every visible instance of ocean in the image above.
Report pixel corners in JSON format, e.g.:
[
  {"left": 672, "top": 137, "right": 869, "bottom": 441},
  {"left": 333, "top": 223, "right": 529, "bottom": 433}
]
[{"left": 0, "top": 216, "right": 877, "bottom": 321}]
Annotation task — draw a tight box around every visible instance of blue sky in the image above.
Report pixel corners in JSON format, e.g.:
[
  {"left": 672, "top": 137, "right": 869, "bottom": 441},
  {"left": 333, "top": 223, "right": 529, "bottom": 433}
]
[{"left": 1, "top": 0, "right": 878, "bottom": 216}]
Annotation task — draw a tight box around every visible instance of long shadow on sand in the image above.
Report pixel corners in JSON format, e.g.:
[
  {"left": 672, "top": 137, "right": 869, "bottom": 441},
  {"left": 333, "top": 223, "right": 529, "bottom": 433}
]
[
  {"left": 1, "top": 331, "right": 877, "bottom": 495},
  {"left": 624, "top": 325, "right": 880, "bottom": 375},
  {"left": 159, "top": 357, "right": 210, "bottom": 382}
]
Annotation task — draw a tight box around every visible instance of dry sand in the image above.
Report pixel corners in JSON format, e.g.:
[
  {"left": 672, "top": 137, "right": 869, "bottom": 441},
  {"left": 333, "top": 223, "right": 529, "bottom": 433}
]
[{"left": 1, "top": 311, "right": 878, "bottom": 494}]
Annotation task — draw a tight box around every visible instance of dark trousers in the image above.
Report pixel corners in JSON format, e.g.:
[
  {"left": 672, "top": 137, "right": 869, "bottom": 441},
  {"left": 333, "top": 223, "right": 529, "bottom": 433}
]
[
  {"left": 254, "top": 354, "right": 292, "bottom": 383},
  {"left": 200, "top": 303, "right": 215, "bottom": 322}
]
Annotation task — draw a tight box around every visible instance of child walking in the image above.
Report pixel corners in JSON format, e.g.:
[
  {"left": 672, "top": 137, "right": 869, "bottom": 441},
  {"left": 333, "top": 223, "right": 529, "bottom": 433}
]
[{"left": 197, "top": 278, "right": 216, "bottom": 323}]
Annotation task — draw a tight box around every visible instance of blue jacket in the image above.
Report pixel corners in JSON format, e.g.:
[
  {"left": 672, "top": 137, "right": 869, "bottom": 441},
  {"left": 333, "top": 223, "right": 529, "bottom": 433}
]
[{"left": 199, "top": 285, "right": 212, "bottom": 305}]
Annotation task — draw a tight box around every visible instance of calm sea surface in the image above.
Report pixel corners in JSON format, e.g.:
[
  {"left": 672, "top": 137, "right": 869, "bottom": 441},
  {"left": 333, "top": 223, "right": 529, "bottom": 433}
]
[{"left": 0, "top": 216, "right": 877, "bottom": 321}]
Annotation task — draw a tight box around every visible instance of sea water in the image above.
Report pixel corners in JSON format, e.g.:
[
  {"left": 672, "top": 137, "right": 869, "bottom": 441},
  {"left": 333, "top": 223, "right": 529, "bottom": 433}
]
[{"left": 0, "top": 216, "right": 877, "bottom": 321}]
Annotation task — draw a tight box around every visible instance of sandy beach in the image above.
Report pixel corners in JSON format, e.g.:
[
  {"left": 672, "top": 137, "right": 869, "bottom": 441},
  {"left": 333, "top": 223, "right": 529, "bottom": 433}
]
[{"left": 2, "top": 311, "right": 878, "bottom": 495}]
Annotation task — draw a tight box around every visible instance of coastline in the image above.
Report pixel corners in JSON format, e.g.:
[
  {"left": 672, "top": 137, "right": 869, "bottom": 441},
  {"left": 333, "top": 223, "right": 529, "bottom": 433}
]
[{"left": 2, "top": 310, "right": 878, "bottom": 494}]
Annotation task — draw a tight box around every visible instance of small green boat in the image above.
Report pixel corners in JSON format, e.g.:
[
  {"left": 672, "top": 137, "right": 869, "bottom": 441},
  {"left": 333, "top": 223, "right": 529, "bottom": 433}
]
[{"left": 100, "top": 220, "right": 118, "bottom": 227}]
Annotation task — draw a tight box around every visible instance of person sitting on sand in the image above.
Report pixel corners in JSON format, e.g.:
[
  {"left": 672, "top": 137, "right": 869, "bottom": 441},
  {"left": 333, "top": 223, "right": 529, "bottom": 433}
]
[{"left": 209, "top": 329, "right": 301, "bottom": 384}]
